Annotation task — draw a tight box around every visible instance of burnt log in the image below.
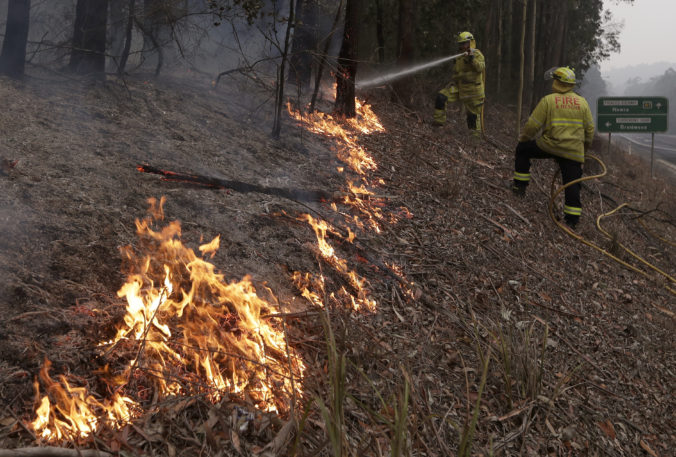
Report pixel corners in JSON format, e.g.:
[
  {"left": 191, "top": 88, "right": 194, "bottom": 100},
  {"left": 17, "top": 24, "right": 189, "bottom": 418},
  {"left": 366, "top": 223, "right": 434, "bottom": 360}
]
[{"left": 137, "top": 164, "right": 337, "bottom": 203}]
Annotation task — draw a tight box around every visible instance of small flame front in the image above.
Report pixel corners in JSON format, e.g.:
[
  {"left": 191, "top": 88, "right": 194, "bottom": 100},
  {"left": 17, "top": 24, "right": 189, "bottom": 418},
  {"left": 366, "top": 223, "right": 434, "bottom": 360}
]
[{"left": 31, "top": 197, "right": 304, "bottom": 442}]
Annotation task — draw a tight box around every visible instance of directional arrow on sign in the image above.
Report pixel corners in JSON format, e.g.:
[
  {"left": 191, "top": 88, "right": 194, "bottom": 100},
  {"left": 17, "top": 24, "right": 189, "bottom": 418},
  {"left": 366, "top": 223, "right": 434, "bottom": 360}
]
[{"left": 597, "top": 97, "right": 668, "bottom": 132}]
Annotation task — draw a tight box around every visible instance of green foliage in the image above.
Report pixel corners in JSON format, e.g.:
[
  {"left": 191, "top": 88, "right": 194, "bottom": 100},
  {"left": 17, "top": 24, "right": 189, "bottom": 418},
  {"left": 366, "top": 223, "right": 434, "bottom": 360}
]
[
  {"left": 315, "top": 310, "right": 347, "bottom": 457},
  {"left": 458, "top": 342, "right": 491, "bottom": 457},
  {"left": 357, "top": 0, "right": 619, "bottom": 101},
  {"left": 348, "top": 364, "right": 411, "bottom": 457},
  {"left": 566, "top": 1, "right": 620, "bottom": 74}
]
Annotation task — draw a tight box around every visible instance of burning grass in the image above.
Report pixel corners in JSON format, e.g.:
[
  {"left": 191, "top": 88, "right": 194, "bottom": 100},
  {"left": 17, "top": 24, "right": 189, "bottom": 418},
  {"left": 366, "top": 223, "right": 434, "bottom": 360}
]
[
  {"left": 2, "top": 73, "right": 674, "bottom": 456},
  {"left": 25, "top": 93, "right": 402, "bottom": 449},
  {"left": 30, "top": 197, "right": 304, "bottom": 443}
]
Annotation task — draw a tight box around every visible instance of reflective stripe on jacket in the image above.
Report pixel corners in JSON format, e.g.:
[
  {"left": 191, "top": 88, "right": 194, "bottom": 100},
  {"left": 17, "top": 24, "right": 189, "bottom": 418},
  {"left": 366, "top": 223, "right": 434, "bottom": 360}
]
[
  {"left": 519, "top": 91, "right": 594, "bottom": 163},
  {"left": 452, "top": 49, "right": 485, "bottom": 100}
]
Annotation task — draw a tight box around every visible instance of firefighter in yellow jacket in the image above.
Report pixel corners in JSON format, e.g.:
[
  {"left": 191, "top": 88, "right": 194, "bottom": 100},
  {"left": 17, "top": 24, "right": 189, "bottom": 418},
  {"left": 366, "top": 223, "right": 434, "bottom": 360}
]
[
  {"left": 512, "top": 66, "right": 595, "bottom": 229},
  {"left": 433, "top": 31, "right": 486, "bottom": 136}
]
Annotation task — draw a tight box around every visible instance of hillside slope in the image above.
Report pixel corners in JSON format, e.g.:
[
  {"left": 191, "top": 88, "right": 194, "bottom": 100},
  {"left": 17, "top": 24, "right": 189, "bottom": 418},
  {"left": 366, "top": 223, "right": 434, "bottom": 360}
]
[{"left": 0, "top": 71, "right": 674, "bottom": 456}]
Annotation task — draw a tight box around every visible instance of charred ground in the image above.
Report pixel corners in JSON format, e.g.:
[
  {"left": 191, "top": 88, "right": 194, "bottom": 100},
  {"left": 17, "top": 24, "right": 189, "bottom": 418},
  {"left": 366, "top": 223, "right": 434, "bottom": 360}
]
[{"left": 0, "top": 71, "right": 674, "bottom": 456}]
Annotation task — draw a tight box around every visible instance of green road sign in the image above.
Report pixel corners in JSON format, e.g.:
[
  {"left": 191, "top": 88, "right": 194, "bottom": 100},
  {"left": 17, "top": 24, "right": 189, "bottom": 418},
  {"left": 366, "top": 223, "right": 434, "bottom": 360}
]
[{"left": 597, "top": 96, "right": 669, "bottom": 133}]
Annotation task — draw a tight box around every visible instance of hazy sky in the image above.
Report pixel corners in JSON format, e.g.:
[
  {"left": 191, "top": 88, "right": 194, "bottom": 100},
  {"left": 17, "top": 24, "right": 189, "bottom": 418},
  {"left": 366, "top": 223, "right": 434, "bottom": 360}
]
[{"left": 601, "top": 0, "right": 676, "bottom": 71}]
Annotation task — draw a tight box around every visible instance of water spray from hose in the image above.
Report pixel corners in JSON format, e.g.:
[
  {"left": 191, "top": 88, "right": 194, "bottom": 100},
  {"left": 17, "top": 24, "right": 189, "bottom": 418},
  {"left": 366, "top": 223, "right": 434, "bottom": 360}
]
[{"left": 356, "top": 52, "right": 467, "bottom": 89}]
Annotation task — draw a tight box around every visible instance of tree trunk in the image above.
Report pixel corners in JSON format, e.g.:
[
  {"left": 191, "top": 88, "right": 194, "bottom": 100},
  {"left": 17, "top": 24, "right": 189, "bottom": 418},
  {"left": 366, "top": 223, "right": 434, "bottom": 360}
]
[
  {"left": 142, "top": 0, "right": 168, "bottom": 74},
  {"left": 334, "top": 0, "right": 359, "bottom": 117},
  {"left": 69, "top": 0, "right": 109, "bottom": 77},
  {"left": 0, "top": 0, "right": 31, "bottom": 79},
  {"left": 504, "top": 0, "right": 513, "bottom": 92},
  {"left": 553, "top": 1, "right": 568, "bottom": 65},
  {"left": 108, "top": 0, "right": 126, "bottom": 72},
  {"left": 533, "top": 0, "right": 550, "bottom": 101},
  {"left": 483, "top": 1, "right": 494, "bottom": 94},
  {"left": 117, "top": 0, "right": 136, "bottom": 75},
  {"left": 375, "top": 0, "right": 385, "bottom": 63},
  {"left": 516, "top": 0, "right": 527, "bottom": 135},
  {"left": 288, "top": 0, "right": 317, "bottom": 90},
  {"left": 496, "top": 0, "right": 503, "bottom": 95},
  {"left": 524, "top": 0, "right": 536, "bottom": 111},
  {"left": 392, "top": 0, "right": 415, "bottom": 107},
  {"left": 272, "top": 0, "right": 296, "bottom": 139},
  {"left": 309, "top": 0, "right": 343, "bottom": 112}
]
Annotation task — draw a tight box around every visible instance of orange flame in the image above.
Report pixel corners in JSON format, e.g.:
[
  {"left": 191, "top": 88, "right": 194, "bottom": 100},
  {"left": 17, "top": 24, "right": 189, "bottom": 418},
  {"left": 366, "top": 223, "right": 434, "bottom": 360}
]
[
  {"left": 298, "top": 214, "right": 376, "bottom": 311},
  {"left": 31, "top": 360, "right": 137, "bottom": 442},
  {"left": 31, "top": 197, "right": 303, "bottom": 442}
]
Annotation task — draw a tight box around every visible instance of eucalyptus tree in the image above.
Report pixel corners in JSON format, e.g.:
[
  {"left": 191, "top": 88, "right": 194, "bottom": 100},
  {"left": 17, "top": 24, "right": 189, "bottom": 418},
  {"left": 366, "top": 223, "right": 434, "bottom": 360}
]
[{"left": 0, "top": 0, "right": 31, "bottom": 79}]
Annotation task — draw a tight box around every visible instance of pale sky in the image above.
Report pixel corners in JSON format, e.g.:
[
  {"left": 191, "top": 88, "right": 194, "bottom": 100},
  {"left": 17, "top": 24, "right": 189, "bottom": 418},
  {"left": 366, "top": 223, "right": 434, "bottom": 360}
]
[{"left": 601, "top": 0, "right": 676, "bottom": 71}]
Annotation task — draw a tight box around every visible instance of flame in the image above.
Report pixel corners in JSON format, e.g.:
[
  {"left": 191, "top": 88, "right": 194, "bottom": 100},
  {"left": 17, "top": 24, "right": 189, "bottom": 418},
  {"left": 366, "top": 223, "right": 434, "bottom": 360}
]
[
  {"left": 31, "top": 197, "right": 304, "bottom": 442},
  {"left": 31, "top": 360, "right": 137, "bottom": 442},
  {"left": 286, "top": 102, "right": 381, "bottom": 176},
  {"left": 299, "top": 214, "right": 376, "bottom": 311},
  {"left": 285, "top": 97, "right": 401, "bottom": 311}
]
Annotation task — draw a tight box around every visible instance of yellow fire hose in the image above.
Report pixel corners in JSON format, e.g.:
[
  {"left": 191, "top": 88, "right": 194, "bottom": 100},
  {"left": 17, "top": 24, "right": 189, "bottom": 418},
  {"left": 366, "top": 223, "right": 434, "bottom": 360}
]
[{"left": 549, "top": 153, "right": 676, "bottom": 295}]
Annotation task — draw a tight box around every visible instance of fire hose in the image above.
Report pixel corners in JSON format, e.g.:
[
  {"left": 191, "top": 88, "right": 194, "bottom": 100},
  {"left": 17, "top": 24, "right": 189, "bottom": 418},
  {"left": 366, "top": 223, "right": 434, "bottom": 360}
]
[
  {"left": 356, "top": 52, "right": 468, "bottom": 89},
  {"left": 548, "top": 153, "right": 676, "bottom": 295}
]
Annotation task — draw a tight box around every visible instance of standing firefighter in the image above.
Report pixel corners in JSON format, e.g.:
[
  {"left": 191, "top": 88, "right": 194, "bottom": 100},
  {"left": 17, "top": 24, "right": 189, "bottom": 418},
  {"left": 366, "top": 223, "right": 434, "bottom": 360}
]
[
  {"left": 433, "top": 31, "right": 486, "bottom": 136},
  {"left": 512, "top": 66, "right": 595, "bottom": 229}
]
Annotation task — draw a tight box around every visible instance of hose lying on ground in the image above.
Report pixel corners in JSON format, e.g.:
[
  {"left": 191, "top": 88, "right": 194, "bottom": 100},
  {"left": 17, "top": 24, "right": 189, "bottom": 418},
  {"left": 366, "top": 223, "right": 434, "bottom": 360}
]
[{"left": 549, "top": 153, "right": 676, "bottom": 295}]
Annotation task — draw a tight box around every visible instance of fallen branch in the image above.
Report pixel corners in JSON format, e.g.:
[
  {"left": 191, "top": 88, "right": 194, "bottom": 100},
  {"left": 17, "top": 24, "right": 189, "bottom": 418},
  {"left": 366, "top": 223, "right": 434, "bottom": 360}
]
[
  {"left": 137, "top": 164, "right": 337, "bottom": 203},
  {"left": 0, "top": 447, "right": 112, "bottom": 457},
  {"left": 478, "top": 212, "right": 514, "bottom": 238},
  {"left": 7, "top": 310, "right": 54, "bottom": 323},
  {"left": 503, "top": 202, "right": 531, "bottom": 226}
]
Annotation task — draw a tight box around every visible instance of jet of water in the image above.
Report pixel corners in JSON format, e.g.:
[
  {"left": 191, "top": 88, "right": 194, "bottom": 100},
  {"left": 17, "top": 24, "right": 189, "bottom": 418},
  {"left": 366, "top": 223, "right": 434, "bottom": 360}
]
[{"left": 356, "top": 52, "right": 467, "bottom": 89}]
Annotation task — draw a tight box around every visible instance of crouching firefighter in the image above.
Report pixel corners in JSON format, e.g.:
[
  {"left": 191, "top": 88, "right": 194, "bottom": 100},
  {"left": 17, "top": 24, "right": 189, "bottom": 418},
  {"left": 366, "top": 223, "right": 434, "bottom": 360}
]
[
  {"left": 512, "top": 66, "right": 595, "bottom": 229},
  {"left": 433, "top": 31, "right": 486, "bottom": 137}
]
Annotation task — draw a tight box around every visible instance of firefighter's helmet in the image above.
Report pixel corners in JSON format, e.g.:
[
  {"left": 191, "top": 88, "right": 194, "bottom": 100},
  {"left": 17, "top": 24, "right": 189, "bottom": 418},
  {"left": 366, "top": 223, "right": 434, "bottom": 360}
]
[
  {"left": 457, "top": 31, "right": 474, "bottom": 44},
  {"left": 545, "top": 66, "right": 576, "bottom": 85}
]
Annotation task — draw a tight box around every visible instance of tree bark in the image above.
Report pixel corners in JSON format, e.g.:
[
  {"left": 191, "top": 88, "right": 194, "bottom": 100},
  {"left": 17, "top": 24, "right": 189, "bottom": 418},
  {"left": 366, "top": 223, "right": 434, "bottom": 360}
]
[
  {"left": 392, "top": 0, "right": 415, "bottom": 107},
  {"left": 524, "top": 0, "right": 536, "bottom": 111},
  {"left": 288, "top": 0, "right": 317, "bottom": 90},
  {"left": 117, "top": 0, "right": 136, "bottom": 75},
  {"left": 108, "top": 0, "right": 126, "bottom": 72},
  {"left": 69, "top": 0, "right": 109, "bottom": 77},
  {"left": 272, "top": 0, "right": 295, "bottom": 139},
  {"left": 374, "top": 0, "right": 385, "bottom": 63},
  {"left": 504, "top": 0, "right": 513, "bottom": 92},
  {"left": 334, "top": 0, "right": 359, "bottom": 117},
  {"left": 496, "top": 0, "right": 503, "bottom": 95},
  {"left": 309, "top": 0, "right": 343, "bottom": 112},
  {"left": 142, "top": 0, "right": 170, "bottom": 73},
  {"left": 483, "top": 1, "right": 494, "bottom": 94},
  {"left": 533, "top": 0, "right": 550, "bottom": 101},
  {"left": 0, "top": 0, "right": 31, "bottom": 79},
  {"left": 516, "top": 0, "right": 527, "bottom": 134}
]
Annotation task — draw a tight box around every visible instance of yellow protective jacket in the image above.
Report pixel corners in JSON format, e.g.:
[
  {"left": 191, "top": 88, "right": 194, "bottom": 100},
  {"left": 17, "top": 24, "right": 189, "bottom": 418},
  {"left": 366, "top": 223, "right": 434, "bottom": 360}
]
[
  {"left": 519, "top": 90, "right": 595, "bottom": 163},
  {"left": 452, "top": 49, "right": 485, "bottom": 100}
]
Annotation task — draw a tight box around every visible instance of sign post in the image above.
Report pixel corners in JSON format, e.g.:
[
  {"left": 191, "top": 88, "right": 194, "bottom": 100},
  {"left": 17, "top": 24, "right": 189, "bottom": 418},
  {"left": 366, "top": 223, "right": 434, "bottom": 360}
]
[{"left": 597, "top": 97, "right": 669, "bottom": 177}]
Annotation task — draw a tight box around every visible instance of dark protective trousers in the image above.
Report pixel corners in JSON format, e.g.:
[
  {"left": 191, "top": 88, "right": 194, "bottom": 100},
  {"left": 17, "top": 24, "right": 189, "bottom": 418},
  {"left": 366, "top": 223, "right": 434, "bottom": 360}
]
[{"left": 513, "top": 140, "right": 583, "bottom": 223}]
